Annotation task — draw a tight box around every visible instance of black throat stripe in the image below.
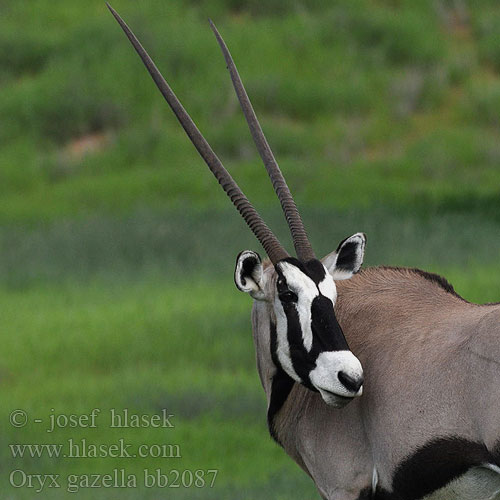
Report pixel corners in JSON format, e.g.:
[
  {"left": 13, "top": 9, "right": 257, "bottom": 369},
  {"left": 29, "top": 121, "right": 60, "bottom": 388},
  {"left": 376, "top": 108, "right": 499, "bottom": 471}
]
[{"left": 267, "top": 320, "right": 295, "bottom": 445}]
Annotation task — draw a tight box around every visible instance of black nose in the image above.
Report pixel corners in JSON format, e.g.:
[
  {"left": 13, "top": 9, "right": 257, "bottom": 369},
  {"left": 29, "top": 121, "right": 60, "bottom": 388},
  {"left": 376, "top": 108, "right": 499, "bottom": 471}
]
[{"left": 338, "top": 371, "right": 363, "bottom": 393}]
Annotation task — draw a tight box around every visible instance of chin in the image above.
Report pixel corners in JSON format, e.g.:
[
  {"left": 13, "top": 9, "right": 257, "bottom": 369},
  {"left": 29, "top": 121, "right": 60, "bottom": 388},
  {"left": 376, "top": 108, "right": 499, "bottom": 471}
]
[{"left": 319, "top": 389, "right": 357, "bottom": 408}]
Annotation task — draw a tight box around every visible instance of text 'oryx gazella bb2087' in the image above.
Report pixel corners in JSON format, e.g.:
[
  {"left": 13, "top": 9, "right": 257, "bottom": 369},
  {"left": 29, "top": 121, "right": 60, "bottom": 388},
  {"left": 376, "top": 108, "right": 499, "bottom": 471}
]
[{"left": 108, "top": 6, "right": 500, "bottom": 500}]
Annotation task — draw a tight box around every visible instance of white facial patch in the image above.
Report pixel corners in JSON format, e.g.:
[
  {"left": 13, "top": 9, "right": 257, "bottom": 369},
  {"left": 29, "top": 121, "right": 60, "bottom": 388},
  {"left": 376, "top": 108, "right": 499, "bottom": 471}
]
[
  {"left": 276, "top": 262, "right": 320, "bottom": 352},
  {"left": 317, "top": 266, "right": 337, "bottom": 303},
  {"left": 274, "top": 299, "right": 301, "bottom": 383},
  {"left": 309, "top": 350, "right": 364, "bottom": 399}
]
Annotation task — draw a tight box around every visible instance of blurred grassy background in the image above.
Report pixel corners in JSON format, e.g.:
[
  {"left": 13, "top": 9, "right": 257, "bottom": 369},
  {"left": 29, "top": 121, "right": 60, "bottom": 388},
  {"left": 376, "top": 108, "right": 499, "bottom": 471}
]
[{"left": 2, "top": 0, "right": 500, "bottom": 498}]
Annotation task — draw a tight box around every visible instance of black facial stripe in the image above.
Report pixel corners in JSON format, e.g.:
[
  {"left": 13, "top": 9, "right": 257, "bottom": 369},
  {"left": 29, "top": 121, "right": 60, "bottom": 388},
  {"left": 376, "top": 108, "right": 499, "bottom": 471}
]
[
  {"left": 303, "top": 258, "right": 326, "bottom": 284},
  {"left": 279, "top": 257, "right": 304, "bottom": 274},
  {"left": 278, "top": 257, "right": 326, "bottom": 285},
  {"left": 275, "top": 266, "right": 291, "bottom": 294},
  {"left": 275, "top": 269, "right": 318, "bottom": 386},
  {"left": 391, "top": 437, "right": 495, "bottom": 500},
  {"left": 310, "top": 295, "right": 349, "bottom": 355},
  {"left": 275, "top": 268, "right": 303, "bottom": 376},
  {"left": 284, "top": 303, "right": 316, "bottom": 386},
  {"left": 269, "top": 320, "right": 280, "bottom": 369}
]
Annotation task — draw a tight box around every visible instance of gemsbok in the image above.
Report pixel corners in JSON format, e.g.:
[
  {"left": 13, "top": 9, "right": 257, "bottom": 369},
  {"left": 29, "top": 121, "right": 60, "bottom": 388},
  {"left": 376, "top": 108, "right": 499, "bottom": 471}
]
[{"left": 108, "top": 5, "right": 500, "bottom": 499}]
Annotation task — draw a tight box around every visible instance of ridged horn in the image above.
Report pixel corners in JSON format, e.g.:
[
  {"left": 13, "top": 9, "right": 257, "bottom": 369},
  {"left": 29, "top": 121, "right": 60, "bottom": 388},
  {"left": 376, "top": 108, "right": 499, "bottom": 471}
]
[
  {"left": 209, "top": 20, "right": 316, "bottom": 263},
  {"left": 107, "top": 4, "right": 289, "bottom": 264}
]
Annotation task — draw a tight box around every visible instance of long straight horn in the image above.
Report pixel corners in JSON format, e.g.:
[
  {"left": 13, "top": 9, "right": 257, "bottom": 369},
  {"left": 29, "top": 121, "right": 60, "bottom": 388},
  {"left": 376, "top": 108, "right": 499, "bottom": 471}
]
[
  {"left": 209, "top": 21, "right": 316, "bottom": 263},
  {"left": 107, "top": 4, "right": 289, "bottom": 264}
]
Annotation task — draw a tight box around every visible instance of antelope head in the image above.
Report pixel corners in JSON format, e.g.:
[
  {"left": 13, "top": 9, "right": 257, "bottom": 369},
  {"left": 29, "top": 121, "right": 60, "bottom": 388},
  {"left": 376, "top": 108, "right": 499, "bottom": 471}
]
[{"left": 108, "top": 5, "right": 365, "bottom": 407}]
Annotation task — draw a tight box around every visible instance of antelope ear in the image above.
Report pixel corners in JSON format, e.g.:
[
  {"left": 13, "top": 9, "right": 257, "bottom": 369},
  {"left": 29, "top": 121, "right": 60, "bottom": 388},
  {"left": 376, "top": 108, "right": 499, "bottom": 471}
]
[
  {"left": 234, "top": 251, "right": 266, "bottom": 300},
  {"left": 322, "top": 233, "right": 366, "bottom": 280}
]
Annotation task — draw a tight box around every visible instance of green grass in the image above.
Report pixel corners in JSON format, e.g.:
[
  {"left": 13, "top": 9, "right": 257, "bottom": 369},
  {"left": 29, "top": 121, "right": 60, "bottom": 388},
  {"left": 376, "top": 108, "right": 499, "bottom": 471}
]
[
  {"left": 0, "top": 0, "right": 498, "bottom": 224},
  {"left": 3, "top": 1, "right": 500, "bottom": 498},
  {"left": 0, "top": 206, "right": 499, "bottom": 292},
  {"left": 1, "top": 209, "right": 500, "bottom": 499},
  {"left": 0, "top": 278, "right": 314, "bottom": 497}
]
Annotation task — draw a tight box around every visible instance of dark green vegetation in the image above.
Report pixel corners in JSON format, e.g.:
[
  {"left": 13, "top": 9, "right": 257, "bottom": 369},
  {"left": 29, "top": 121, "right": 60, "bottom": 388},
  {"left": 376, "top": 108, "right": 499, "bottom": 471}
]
[{"left": 2, "top": 0, "right": 500, "bottom": 497}]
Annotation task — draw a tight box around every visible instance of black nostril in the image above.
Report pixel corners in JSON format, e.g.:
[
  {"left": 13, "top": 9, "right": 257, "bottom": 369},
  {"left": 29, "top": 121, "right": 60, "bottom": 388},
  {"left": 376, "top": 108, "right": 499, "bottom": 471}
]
[{"left": 338, "top": 371, "right": 363, "bottom": 393}]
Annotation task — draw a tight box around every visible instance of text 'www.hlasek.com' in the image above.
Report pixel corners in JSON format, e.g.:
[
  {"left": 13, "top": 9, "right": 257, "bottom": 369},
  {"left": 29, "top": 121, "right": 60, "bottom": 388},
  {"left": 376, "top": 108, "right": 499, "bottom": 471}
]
[{"left": 8, "top": 408, "right": 219, "bottom": 493}]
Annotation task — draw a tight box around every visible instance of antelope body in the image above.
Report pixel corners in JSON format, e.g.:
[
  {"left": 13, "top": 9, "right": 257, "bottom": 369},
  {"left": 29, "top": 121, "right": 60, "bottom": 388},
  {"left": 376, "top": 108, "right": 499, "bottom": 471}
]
[
  {"left": 108, "top": 6, "right": 500, "bottom": 499},
  {"left": 254, "top": 264, "right": 500, "bottom": 499}
]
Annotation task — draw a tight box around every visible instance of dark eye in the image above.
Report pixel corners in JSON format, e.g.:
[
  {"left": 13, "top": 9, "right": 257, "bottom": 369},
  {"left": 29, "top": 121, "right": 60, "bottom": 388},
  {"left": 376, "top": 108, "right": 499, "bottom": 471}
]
[{"left": 279, "top": 290, "right": 298, "bottom": 303}]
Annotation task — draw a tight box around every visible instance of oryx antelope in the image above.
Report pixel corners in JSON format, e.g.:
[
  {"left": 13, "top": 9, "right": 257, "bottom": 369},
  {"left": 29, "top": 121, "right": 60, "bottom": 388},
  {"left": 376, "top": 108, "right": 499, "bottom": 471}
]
[{"left": 108, "top": 6, "right": 500, "bottom": 499}]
